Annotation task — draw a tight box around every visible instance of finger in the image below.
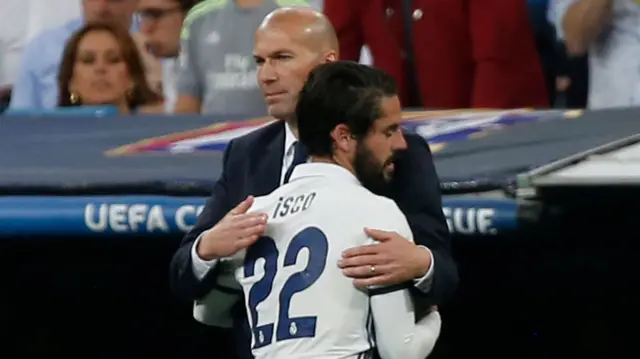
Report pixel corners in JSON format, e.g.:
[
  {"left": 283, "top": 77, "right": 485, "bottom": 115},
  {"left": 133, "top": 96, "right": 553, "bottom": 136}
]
[
  {"left": 364, "top": 227, "right": 394, "bottom": 241},
  {"left": 353, "top": 274, "right": 396, "bottom": 288},
  {"left": 233, "top": 213, "right": 268, "bottom": 227},
  {"left": 338, "top": 255, "right": 388, "bottom": 269},
  {"left": 235, "top": 234, "right": 260, "bottom": 250},
  {"left": 229, "top": 195, "right": 254, "bottom": 215},
  {"left": 342, "top": 244, "right": 380, "bottom": 258},
  {"left": 237, "top": 223, "right": 266, "bottom": 239},
  {"left": 342, "top": 264, "right": 392, "bottom": 279}
]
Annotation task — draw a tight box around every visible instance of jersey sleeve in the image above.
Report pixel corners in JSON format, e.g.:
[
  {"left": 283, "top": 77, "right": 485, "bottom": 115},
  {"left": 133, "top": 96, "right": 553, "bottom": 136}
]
[
  {"left": 370, "top": 290, "right": 442, "bottom": 359},
  {"left": 364, "top": 198, "right": 415, "bottom": 296},
  {"left": 193, "top": 260, "right": 243, "bottom": 328}
]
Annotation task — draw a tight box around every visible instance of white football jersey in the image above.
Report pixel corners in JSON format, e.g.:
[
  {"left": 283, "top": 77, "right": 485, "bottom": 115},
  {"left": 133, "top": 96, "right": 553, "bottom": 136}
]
[{"left": 234, "top": 163, "right": 414, "bottom": 359}]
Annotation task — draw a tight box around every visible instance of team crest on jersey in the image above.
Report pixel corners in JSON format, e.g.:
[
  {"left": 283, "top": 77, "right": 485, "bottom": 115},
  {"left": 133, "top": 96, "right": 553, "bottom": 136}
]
[{"left": 106, "top": 110, "right": 575, "bottom": 157}]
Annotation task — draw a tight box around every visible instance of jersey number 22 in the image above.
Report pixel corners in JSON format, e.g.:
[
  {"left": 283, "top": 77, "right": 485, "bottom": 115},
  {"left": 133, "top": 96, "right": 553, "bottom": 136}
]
[{"left": 244, "top": 226, "right": 329, "bottom": 349}]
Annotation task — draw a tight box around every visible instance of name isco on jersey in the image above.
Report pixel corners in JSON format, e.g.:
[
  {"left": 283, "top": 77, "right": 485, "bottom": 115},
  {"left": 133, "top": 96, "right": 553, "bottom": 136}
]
[{"left": 272, "top": 192, "right": 317, "bottom": 219}]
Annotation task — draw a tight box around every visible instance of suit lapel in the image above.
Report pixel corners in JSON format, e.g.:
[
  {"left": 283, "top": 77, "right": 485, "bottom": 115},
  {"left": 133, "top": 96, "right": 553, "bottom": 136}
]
[{"left": 251, "top": 121, "right": 285, "bottom": 196}]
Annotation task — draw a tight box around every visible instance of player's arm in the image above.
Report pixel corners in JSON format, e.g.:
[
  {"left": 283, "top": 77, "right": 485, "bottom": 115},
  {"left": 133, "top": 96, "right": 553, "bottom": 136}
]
[
  {"left": 169, "top": 140, "right": 236, "bottom": 302},
  {"left": 173, "top": 10, "right": 203, "bottom": 114},
  {"left": 561, "top": 0, "right": 612, "bottom": 55},
  {"left": 396, "top": 134, "right": 458, "bottom": 305},
  {"left": 368, "top": 203, "right": 441, "bottom": 359},
  {"left": 370, "top": 289, "right": 441, "bottom": 359}
]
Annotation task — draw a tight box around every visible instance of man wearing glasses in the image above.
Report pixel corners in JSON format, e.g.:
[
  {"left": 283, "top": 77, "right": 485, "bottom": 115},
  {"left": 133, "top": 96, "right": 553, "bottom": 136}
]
[{"left": 138, "top": 0, "right": 203, "bottom": 112}]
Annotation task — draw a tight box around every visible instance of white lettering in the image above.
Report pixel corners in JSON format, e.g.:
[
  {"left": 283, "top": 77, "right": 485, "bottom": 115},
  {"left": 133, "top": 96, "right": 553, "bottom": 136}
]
[
  {"left": 476, "top": 208, "right": 495, "bottom": 234},
  {"left": 109, "top": 204, "right": 128, "bottom": 232},
  {"left": 176, "top": 205, "right": 197, "bottom": 232},
  {"left": 84, "top": 203, "right": 169, "bottom": 233},
  {"left": 442, "top": 207, "right": 496, "bottom": 235},
  {"left": 147, "top": 205, "right": 169, "bottom": 232},
  {"left": 128, "top": 204, "right": 148, "bottom": 231},
  {"left": 84, "top": 204, "right": 107, "bottom": 232}
]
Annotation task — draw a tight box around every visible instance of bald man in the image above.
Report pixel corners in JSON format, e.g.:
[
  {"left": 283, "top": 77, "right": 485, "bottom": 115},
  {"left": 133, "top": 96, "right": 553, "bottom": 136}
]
[
  {"left": 173, "top": 0, "right": 315, "bottom": 115},
  {"left": 169, "top": 7, "right": 457, "bottom": 359}
]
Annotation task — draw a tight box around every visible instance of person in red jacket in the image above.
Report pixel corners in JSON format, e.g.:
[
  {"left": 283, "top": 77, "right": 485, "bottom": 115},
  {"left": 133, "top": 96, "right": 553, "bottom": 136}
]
[{"left": 324, "top": 0, "right": 549, "bottom": 109}]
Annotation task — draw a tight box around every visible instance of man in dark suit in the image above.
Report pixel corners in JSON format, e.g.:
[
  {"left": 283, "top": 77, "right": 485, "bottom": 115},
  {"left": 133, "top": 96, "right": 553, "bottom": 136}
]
[{"left": 169, "top": 7, "right": 458, "bottom": 359}]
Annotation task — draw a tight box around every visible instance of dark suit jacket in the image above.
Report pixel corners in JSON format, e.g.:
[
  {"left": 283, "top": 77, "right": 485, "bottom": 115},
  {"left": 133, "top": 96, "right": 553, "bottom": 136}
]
[
  {"left": 169, "top": 120, "right": 458, "bottom": 359},
  {"left": 324, "top": 0, "right": 549, "bottom": 109}
]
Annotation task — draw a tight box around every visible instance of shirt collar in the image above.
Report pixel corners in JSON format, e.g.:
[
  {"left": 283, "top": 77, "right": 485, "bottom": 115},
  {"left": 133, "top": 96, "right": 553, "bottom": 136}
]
[
  {"left": 289, "top": 163, "right": 361, "bottom": 186},
  {"left": 284, "top": 121, "right": 297, "bottom": 156}
]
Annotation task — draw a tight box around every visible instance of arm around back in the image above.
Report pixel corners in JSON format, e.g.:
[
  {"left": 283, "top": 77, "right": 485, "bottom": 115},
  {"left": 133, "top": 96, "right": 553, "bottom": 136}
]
[
  {"left": 169, "top": 141, "right": 235, "bottom": 301},
  {"left": 391, "top": 133, "right": 458, "bottom": 306},
  {"left": 368, "top": 199, "right": 442, "bottom": 359}
]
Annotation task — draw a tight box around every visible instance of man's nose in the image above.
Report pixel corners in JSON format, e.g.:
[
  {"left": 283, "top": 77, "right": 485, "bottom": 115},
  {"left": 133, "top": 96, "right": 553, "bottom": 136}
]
[
  {"left": 393, "top": 131, "right": 408, "bottom": 150},
  {"left": 257, "top": 61, "right": 277, "bottom": 84}
]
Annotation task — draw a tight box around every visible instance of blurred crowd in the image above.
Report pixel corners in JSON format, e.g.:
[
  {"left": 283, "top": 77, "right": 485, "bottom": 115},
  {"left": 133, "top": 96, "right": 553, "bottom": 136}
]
[{"left": 0, "top": 0, "right": 635, "bottom": 116}]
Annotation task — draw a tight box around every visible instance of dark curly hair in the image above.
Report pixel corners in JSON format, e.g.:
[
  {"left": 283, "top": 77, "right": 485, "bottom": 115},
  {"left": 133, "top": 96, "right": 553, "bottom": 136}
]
[{"left": 295, "top": 61, "right": 398, "bottom": 157}]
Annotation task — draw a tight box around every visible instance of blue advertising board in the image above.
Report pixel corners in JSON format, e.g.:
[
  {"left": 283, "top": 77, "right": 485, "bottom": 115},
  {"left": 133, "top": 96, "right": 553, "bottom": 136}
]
[{"left": 0, "top": 196, "right": 518, "bottom": 237}]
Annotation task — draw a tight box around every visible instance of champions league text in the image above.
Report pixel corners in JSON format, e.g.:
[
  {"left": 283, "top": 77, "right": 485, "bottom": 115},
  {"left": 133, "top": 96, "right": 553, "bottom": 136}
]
[{"left": 82, "top": 202, "right": 500, "bottom": 235}]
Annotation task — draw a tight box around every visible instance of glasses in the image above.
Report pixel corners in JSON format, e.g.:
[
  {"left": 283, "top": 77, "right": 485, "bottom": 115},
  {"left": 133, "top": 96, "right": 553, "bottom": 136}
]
[{"left": 137, "top": 7, "right": 182, "bottom": 23}]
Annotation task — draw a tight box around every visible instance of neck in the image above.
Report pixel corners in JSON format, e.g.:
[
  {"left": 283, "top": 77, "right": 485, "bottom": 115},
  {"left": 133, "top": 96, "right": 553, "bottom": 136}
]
[
  {"left": 310, "top": 155, "right": 356, "bottom": 176},
  {"left": 288, "top": 121, "right": 299, "bottom": 139}
]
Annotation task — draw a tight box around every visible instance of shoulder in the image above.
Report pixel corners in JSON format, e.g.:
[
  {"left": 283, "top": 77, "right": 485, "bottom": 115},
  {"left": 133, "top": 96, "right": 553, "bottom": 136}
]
[
  {"left": 223, "top": 120, "right": 283, "bottom": 168},
  {"left": 346, "top": 186, "right": 404, "bottom": 219},
  {"left": 368, "top": 194, "right": 405, "bottom": 218},
  {"left": 18, "top": 25, "right": 69, "bottom": 73},
  {"left": 181, "top": 0, "right": 228, "bottom": 40},
  {"left": 397, "top": 130, "right": 437, "bottom": 163},
  {"left": 248, "top": 193, "right": 274, "bottom": 214},
  {"left": 24, "top": 20, "right": 74, "bottom": 56},
  {"left": 361, "top": 193, "right": 412, "bottom": 237},
  {"left": 403, "top": 131, "right": 430, "bottom": 151},
  {"left": 228, "top": 120, "right": 282, "bottom": 150}
]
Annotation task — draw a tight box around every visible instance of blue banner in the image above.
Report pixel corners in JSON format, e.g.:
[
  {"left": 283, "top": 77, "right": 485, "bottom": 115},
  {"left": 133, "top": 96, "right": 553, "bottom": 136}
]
[{"left": 0, "top": 196, "right": 518, "bottom": 237}]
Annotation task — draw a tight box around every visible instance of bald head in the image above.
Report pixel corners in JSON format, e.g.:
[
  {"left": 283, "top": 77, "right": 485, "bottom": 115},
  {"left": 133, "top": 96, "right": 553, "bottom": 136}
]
[{"left": 258, "top": 7, "right": 338, "bottom": 53}]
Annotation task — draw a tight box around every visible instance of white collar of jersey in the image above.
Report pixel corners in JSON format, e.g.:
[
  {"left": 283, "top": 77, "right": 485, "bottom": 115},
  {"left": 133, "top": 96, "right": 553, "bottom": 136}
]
[
  {"left": 289, "top": 163, "right": 361, "bottom": 186},
  {"left": 284, "top": 121, "right": 297, "bottom": 156}
]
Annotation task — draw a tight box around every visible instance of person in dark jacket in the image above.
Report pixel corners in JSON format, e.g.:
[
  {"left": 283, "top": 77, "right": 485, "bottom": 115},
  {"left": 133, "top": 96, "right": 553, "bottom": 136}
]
[{"left": 169, "top": 7, "right": 458, "bottom": 359}]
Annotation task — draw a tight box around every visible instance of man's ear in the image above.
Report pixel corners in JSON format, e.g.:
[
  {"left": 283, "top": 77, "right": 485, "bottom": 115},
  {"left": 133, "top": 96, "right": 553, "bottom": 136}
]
[
  {"left": 330, "top": 124, "right": 352, "bottom": 152},
  {"left": 322, "top": 50, "right": 337, "bottom": 63}
]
